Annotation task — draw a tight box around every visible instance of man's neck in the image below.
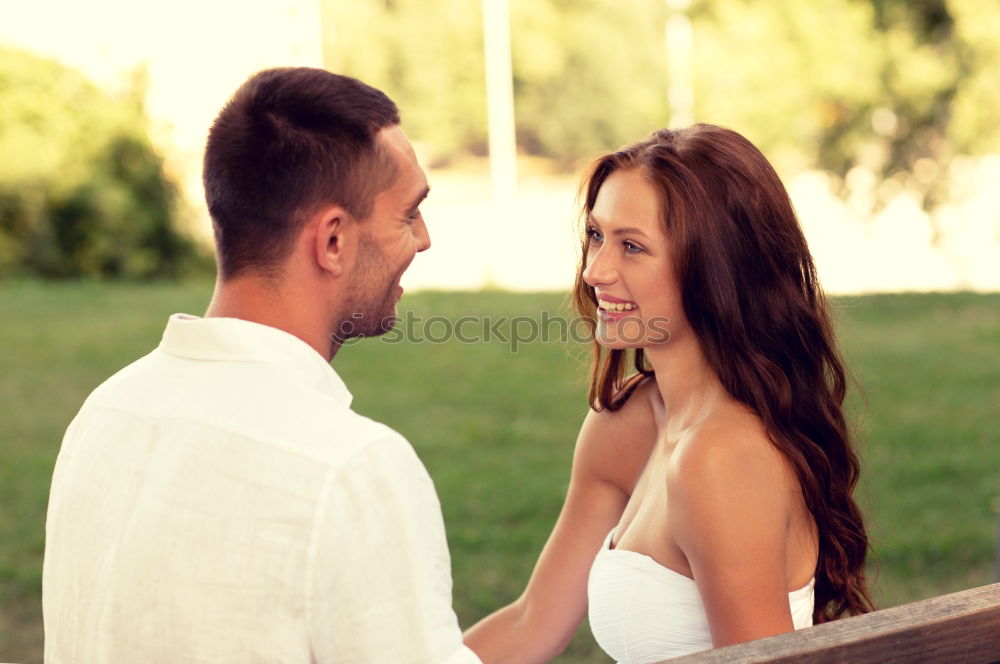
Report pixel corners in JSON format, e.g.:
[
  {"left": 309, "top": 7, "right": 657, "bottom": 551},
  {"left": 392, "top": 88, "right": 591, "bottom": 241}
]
[{"left": 205, "top": 274, "right": 338, "bottom": 361}]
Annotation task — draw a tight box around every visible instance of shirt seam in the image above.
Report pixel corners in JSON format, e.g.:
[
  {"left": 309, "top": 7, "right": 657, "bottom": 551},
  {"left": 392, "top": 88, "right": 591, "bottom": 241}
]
[
  {"left": 304, "top": 458, "right": 339, "bottom": 657},
  {"left": 302, "top": 434, "right": 410, "bottom": 658}
]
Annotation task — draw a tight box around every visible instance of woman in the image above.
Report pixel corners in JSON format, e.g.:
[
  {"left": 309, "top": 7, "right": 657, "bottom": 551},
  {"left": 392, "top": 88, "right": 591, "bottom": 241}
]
[{"left": 464, "top": 124, "right": 874, "bottom": 663}]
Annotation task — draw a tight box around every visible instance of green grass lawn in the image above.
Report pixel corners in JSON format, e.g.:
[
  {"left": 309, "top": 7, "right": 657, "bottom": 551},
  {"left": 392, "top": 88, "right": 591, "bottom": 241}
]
[{"left": 1, "top": 281, "right": 997, "bottom": 662}]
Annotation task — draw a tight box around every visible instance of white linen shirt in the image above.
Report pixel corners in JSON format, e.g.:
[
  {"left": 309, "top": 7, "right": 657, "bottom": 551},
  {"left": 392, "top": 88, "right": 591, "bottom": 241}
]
[{"left": 43, "top": 314, "right": 481, "bottom": 664}]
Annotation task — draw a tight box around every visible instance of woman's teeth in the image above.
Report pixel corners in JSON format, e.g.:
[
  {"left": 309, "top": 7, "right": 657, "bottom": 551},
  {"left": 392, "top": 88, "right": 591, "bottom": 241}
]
[{"left": 598, "top": 299, "right": 636, "bottom": 312}]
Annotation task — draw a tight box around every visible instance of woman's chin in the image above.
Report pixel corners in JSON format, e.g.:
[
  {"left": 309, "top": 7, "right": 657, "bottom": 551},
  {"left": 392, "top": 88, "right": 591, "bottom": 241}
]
[
  {"left": 595, "top": 316, "right": 659, "bottom": 349},
  {"left": 595, "top": 331, "right": 639, "bottom": 349},
  {"left": 596, "top": 339, "right": 635, "bottom": 351}
]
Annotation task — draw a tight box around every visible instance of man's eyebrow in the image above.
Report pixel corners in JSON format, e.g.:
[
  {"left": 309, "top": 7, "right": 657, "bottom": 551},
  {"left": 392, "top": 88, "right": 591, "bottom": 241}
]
[
  {"left": 406, "top": 186, "right": 430, "bottom": 212},
  {"left": 586, "top": 213, "right": 651, "bottom": 238}
]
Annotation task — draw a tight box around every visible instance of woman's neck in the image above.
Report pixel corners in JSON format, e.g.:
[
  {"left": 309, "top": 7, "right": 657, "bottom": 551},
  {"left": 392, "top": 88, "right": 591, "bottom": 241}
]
[{"left": 644, "top": 336, "right": 730, "bottom": 437}]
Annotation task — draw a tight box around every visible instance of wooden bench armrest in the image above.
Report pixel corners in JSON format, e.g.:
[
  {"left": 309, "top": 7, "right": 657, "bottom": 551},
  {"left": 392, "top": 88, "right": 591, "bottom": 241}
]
[{"left": 660, "top": 582, "right": 1000, "bottom": 664}]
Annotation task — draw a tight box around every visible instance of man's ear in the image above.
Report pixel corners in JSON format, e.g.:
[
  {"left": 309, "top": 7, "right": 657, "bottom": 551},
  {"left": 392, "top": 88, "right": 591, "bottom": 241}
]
[{"left": 311, "top": 205, "right": 352, "bottom": 278}]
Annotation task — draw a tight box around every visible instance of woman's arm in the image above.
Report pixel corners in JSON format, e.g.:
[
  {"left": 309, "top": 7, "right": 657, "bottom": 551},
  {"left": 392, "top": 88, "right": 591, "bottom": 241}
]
[
  {"left": 667, "top": 419, "right": 801, "bottom": 647},
  {"left": 464, "top": 395, "right": 657, "bottom": 664}
]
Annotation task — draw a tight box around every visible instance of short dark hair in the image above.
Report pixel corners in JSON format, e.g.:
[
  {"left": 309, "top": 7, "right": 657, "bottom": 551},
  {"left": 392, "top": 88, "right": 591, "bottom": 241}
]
[{"left": 203, "top": 67, "right": 400, "bottom": 279}]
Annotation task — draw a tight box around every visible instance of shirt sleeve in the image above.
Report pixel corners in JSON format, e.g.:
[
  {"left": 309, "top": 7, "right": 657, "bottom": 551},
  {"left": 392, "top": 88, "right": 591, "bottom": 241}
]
[{"left": 306, "top": 427, "right": 482, "bottom": 664}]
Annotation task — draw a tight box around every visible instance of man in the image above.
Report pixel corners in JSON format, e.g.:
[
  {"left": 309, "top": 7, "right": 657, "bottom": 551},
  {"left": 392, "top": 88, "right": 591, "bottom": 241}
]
[{"left": 43, "top": 67, "right": 481, "bottom": 663}]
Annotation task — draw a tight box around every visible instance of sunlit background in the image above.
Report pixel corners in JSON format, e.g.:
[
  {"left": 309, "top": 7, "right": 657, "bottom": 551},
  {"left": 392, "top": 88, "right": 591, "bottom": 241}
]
[
  {"left": 2, "top": 2, "right": 999, "bottom": 662},
  {"left": 2, "top": 0, "right": 997, "bottom": 292}
]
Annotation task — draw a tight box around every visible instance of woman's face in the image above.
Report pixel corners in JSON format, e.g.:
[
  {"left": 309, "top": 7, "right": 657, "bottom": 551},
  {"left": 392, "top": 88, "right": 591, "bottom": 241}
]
[{"left": 582, "top": 168, "right": 684, "bottom": 350}]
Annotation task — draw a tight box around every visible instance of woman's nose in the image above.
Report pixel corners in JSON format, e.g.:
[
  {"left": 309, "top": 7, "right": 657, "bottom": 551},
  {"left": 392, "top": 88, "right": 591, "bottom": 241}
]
[{"left": 582, "top": 248, "right": 615, "bottom": 288}]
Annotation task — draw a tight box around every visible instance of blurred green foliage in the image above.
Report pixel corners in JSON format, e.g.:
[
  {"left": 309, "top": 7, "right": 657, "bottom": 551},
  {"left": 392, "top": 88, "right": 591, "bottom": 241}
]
[
  {"left": 4, "top": 2, "right": 996, "bottom": 279},
  {"left": 0, "top": 47, "right": 204, "bottom": 278},
  {"left": 323, "top": 0, "right": 669, "bottom": 168},
  {"left": 323, "top": 0, "right": 1000, "bottom": 186},
  {"left": 323, "top": 0, "right": 489, "bottom": 165}
]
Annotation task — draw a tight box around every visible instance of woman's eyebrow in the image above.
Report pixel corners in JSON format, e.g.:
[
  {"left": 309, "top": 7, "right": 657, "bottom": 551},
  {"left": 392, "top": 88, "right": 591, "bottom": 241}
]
[
  {"left": 611, "top": 227, "right": 650, "bottom": 238},
  {"left": 588, "top": 213, "right": 650, "bottom": 238}
]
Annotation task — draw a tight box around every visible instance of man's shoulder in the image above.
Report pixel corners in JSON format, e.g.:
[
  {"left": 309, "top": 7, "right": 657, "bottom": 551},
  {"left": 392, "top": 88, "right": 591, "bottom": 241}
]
[
  {"left": 78, "top": 347, "right": 414, "bottom": 471},
  {"left": 82, "top": 348, "right": 162, "bottom": 408}
]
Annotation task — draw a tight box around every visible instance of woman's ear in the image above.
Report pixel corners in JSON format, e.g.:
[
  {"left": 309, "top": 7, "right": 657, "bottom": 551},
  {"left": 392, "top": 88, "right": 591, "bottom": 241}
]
[{"left": 311, "top": 205, "right": 351, "bottom": 278}]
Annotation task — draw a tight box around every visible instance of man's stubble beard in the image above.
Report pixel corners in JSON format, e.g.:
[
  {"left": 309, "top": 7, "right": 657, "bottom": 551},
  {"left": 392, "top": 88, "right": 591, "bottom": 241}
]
[{"left": 338, "top": 230, "right": 400, "bottom": 340}]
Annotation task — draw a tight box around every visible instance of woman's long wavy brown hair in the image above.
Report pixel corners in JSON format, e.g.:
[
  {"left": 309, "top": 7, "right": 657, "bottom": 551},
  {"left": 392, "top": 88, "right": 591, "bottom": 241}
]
[{"left": 573, "top": 124, "right": 874, "bottom": 623}]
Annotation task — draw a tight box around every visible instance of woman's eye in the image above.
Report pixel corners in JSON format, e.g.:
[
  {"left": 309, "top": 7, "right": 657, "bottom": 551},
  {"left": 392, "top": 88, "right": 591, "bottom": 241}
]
[
  {"left": 624, "top": 241, "right": 643, "bottom": 254},
  {"left": 586, "top": 227, "right": 603, "bottom": 243}
]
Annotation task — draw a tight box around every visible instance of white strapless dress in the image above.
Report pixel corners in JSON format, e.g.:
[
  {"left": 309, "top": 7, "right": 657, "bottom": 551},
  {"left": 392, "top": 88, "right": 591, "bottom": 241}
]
[{"left": 588, "top": 529, "right": 814, "bottom": 663}]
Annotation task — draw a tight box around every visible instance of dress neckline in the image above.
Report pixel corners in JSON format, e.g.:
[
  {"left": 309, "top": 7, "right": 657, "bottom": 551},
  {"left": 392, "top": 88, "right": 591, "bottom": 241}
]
[{"left": 603, "top": 529, "right": 815, "bottom": 597}]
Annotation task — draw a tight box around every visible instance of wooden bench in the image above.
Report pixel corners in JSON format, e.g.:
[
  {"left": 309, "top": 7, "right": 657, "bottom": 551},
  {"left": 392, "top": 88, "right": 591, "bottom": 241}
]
[{"left": 660, "top": 582, "right": 1000, "bottom": 664}]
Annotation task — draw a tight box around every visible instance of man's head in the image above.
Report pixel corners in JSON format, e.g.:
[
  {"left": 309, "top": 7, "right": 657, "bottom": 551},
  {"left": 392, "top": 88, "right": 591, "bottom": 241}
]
[
  {"left": 203, "top": 67, "right": 402, "bottom": 280},
  {"left": 202, "top": 68, "right": 430, "bottom": 351}
]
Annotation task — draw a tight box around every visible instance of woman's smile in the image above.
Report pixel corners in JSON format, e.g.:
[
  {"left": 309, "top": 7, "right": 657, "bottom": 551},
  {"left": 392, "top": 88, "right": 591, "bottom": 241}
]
[{"left": 597, "top": 300, "right": 639, "bottom": 322}]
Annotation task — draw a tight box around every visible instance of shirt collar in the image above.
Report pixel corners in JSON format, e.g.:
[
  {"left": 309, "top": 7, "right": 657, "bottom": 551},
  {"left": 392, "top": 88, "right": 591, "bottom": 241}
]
[{"left": 159, "top": 314, "right": 353, "bottom": 406}]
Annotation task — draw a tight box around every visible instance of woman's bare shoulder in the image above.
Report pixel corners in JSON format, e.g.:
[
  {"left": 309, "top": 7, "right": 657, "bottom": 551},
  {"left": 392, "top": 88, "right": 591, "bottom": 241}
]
[
  {"left": 675, "top": 407, "right": 788, "bottom": 478},
  {"left": 668, "top": 405, "right": 797, "bottom": 524},
  {"left": 575, "top": 376, "right": 660, "bottom": 493}
]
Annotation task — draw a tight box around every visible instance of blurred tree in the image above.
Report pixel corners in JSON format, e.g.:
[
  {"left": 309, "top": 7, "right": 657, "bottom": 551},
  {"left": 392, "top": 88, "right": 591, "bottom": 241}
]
[
  {"left": 322, "top": 0, "right": 668, "bottom": 168},
  {"left": 0, "top": 47, "right": 202, "bottom": 278},
  {"left": 322, "top": 0, "right": 1000, "bottom": 190},
  {"left": 945, "top": 0, "right": 1000, "bottom": 154},
  {"left": 322, "top": 0, "right": 489, "bottom": 166},
  {"left": 683, "top": 0, "right": 1000, "bottom": 209},
  {"left": 509, "top": 0, "right": 668, "bottom": 167},
  {"left": 690, "top": 0, "right": 883, "bottom": 175},
  {"left": 867, "top": 0, "right": 963, "bottom": 207}
]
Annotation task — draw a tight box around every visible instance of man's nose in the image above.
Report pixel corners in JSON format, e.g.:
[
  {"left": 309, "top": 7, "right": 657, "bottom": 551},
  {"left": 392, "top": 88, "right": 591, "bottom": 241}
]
[{"left": 414, "top": 215, "right": 431, "bottom": 252}]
